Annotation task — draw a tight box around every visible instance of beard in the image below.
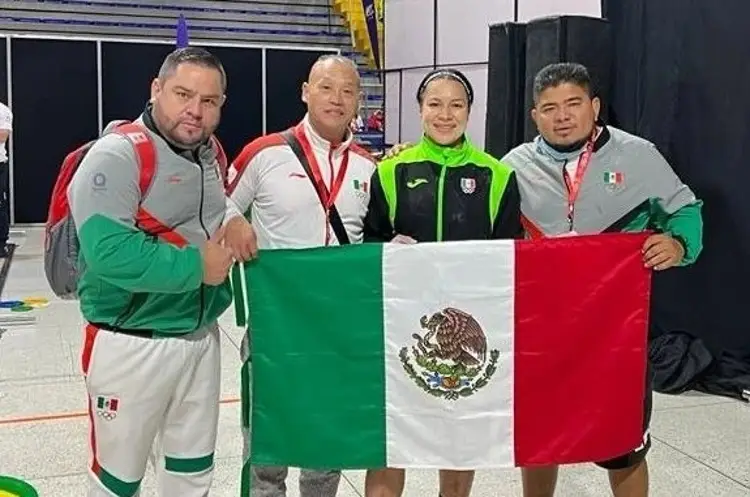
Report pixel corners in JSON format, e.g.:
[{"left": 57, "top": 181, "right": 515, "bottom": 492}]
[
  {"left": 152, "top": 105, "right": 209, "bottom": 149},
  {"left": 546, "top": 123, "right": 597, "bottom": 153}
]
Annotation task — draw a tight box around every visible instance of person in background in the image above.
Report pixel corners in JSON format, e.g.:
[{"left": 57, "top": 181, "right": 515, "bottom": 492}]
[
  {"left": 222, "top": 54, "right": 377, "bottom": 497},
  {"left": 502, "top": 62, "right": 703, "bottom": 497},
  {"left": 367, "top": 109, "right": 384, "bottom": 132},
  {"left": 363, "top": 67, "right": 523, "bottom": 497},
  {"left": 0, "top": 100, "right": 12, "bottom": 257},
  {"left": 68, "top": 47, "right": 237, "bottom": 497}
]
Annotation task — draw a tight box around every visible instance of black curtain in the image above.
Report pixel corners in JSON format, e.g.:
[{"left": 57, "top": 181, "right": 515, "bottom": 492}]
[
  {"left": 485, "top": 17, "right": 612, "bottom": 157},
  {"left": 265, "top": 49, "right": 333, "bottom": 134},
  {"left": 208, "top": 46, "right": 263, "bottom": 160},
  {"left": 0, "top": 37, "right": 6, "bottom": 104},
  {"left": 101, "top": 42, "right": 174, "bottom": 125},
  {"left": 603, "top": 0, "right": 750, "bottom": 397},
  {"left": 12, "top": 39, "right": 98, "bottom": 224},
  {"left": 102, "top": 42, "right": 264, "bottom": 161}
]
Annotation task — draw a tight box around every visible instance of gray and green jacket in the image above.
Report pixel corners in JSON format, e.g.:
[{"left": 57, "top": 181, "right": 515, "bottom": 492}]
[
  {"left": 365, "top": 135, "right": 523, "bottom": 242},
  {"left": 502, "top": 125, "right": 703, "bottom": 264},
  {"left": 67, "top": 108, "right": 232, "bottom": 335}
]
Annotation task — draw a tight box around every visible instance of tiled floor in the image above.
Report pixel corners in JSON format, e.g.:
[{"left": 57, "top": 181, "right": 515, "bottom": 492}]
[{"left": 1, "top": 227, "right": 748, "bottom": 496}]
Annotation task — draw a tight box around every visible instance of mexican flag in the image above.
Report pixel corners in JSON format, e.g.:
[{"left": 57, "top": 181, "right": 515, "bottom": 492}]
[
  {"left": 604, "top": 171, "right": 624, "bottom": 184},
  {"left": 232, "top": 233, "right": 651, "bottom": 470}
]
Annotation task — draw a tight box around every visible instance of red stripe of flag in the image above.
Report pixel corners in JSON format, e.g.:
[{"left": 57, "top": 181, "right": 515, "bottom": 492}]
[{"left": 513, "top": 233, "right": 651, "bottom": 466}]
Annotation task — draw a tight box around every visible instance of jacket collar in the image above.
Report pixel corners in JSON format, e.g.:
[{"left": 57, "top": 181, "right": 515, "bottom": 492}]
[
  {"left": 298, "top": 113, "right": 354, "bottom": 157},
  {"left": 592, "top": 125, "right": 611, "bottom": 152},
  {"left": 419, "top": 134, "right": 473, "bottom": 167}
]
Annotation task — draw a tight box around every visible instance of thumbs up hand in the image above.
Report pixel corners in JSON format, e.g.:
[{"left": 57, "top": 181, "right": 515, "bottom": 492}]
[{"left": 202, "top": 226, "right": 234, "bottom": 286}]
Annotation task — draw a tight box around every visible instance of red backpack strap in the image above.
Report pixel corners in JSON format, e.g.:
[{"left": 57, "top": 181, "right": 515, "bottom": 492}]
[
  {"left": 109, "top": 123, "right": 186, "bottom": 247},
  {"left": 111, "top": 123, "right": 157, "bottom": 198},
  {"left": 45, "top": 142, "right": 97, "bottom": 234},
  {"left": 209, "top": 134, "right": 228, "bottom": 190}
]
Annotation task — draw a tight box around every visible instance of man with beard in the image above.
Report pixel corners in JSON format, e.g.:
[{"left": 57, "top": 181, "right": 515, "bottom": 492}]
[
  {"left": 68, "top": 47, "right": 237, "bottom": 497},
  {"left": 503, "top": 62, "right": 703, "bottom": 497},
  {"left": 379, "top": 62, "right": 702, "bottom": 497}
]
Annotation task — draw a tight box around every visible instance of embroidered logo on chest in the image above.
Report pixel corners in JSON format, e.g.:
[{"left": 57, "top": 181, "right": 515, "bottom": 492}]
[
  {"left": 352, "top": 179, "right": 369, "bottom": 201},
  {"left": 603, "top": 171, "right": 625, "bottom": 193},
  {"left": 460, "top": 177, "right": 476, "bottom": 194}
]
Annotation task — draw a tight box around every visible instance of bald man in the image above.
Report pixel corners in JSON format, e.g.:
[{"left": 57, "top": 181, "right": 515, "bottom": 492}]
[{"left": 223, "top": 55, "right": 377, "bottom": 497}]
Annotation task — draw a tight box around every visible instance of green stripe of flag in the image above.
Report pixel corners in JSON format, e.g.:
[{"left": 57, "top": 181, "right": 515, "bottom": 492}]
[
  {"left": 246, "top": 244, "right": 387, "bottom": 469},
  {"left": 231, "top": 263, "right": 247, "bottom": 327}
]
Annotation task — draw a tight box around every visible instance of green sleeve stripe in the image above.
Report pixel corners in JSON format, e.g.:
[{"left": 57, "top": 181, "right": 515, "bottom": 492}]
[
  {"left": 621, "top": 199, "right": 704, "bottom": 266},
  {"left": 660, "top": 200, "right": 704, "bottom": 265},
  {"left": 78, "top": 214, "right": 203, "bottom": 294}
]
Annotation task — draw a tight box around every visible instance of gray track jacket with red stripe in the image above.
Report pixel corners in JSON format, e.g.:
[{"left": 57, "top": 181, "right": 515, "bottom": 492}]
[{"left": 67, "top": 108, "right": 232, "bottom": 335}]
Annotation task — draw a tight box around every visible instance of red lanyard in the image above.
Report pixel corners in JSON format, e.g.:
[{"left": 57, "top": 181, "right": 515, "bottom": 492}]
[
  {"left": 293, "top": 124, "right": 350, "bottom": 244},
  {"left": 562, "top": 137, "right": 595, "bottom": 230}
]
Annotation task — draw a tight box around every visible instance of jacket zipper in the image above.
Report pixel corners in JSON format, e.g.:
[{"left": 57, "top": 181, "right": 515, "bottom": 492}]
[
  {"left": 435, "top": 165, "right": 448, "bottom": 241},
  {"left": 194, "top": 151, "right": 209, "bottom": 331}
]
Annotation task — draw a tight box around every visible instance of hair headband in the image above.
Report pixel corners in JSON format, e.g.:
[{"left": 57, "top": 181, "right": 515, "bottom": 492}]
[{"left": 417, "top": 69, "right": 474, "bottom": 105}]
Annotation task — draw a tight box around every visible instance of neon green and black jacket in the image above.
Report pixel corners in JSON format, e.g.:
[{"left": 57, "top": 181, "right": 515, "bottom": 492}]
[{"left": 364, "top": 135, "right": 523, "bottom": 242}]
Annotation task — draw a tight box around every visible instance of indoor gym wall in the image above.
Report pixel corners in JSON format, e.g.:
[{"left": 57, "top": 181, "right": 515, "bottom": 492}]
[
  {"left": 381, "top": 0, "right": 601, "bottom": 149},
  {"left": 0, "top": 34, "right": 335, "bottom": 224}
]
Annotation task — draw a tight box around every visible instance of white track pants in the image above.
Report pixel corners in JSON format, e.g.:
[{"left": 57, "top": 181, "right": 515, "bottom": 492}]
[{"left": 82, "top": 323, "right": 221, "bottom": 497}]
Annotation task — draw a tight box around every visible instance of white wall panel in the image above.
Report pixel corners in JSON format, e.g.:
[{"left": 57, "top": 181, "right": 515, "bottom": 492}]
[
  {"left": 452, "top": 64, "right": 489, "bottom": 149},
  {"left": 518, "top": 0, "right": 601, "bottom": 22},
  {"left": 384, "top": 0, "right": 434, "bottom": 70},
  {"left": 390, "top": 64, "right": 488, "bottom": 148},
  {"left": 382, "top": 0, "right": 604, "bottom": 150},
  {"left": 436, "top": 0, "right": 515, "bottom": 65},
  {"left": 399, "top": 67, "right": 434, "bottom": 143},
  {"left": 384, "top": 71, "right": 401, "bottom": 144}
]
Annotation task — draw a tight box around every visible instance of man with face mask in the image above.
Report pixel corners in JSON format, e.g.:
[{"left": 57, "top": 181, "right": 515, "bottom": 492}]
[
  {"left": 377, "top": 62, "right": 702, "bottom": 497},
  {"left": 503, "top": 63, "right": 703, "bottom": 497},
  {"left": 222, "top": 54, "right": 378, "bottom": 497},
  {"left": 67, "top": 47, "right": 238, "bottom": 497}
]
